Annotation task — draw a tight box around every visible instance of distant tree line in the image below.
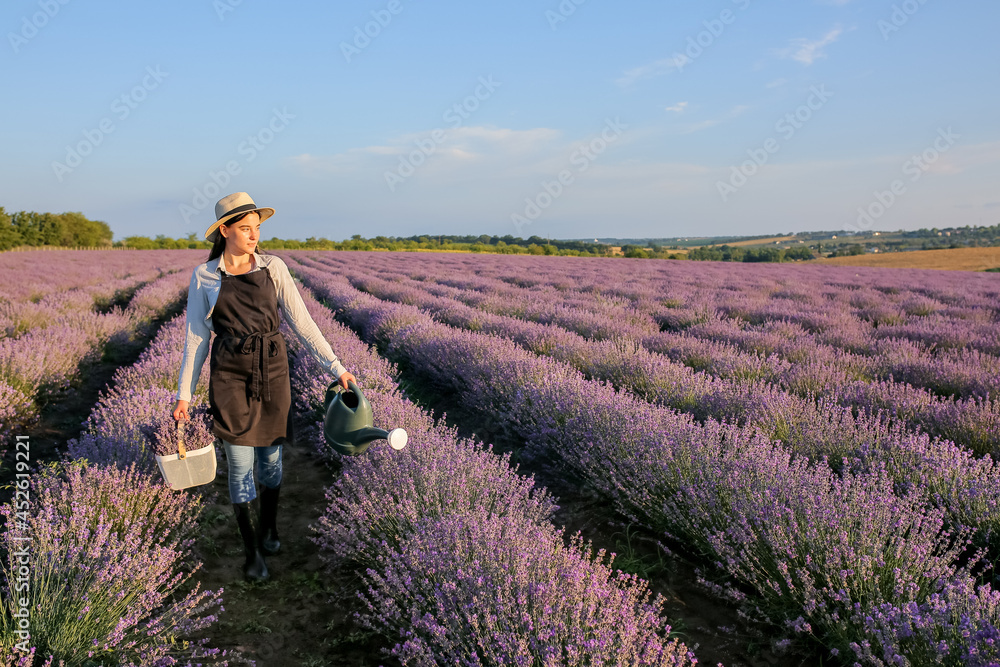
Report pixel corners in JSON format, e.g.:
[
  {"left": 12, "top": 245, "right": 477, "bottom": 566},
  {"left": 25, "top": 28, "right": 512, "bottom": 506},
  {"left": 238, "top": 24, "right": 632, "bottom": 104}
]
[
  {"left": 687, "top": 244, "right": 816, "bottom": 262},
  {"left": 903, "top": 224, "right": 1000, "bottom": 241},
  {"left": 0, "top": 207, "right": 113, "bottom": 251},
  {"left": 117, "top": 233, "right": 629, "bottom": 257}
]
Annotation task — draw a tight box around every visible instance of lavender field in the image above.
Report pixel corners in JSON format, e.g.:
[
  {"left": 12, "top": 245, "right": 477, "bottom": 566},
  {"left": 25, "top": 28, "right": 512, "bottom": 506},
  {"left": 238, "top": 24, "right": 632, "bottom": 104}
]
[{"left": 2, "top": 248, "right": 999, "bottom": 666}]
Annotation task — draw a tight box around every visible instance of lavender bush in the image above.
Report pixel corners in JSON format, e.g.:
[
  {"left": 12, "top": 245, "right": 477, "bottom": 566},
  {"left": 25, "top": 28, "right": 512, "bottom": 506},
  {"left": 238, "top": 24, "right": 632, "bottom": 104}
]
[
  {"left": 359, "top": 511, "right": 697, "bottom": 666},
  {"left": 0, "top": 382, "right": 33, "bottom": 447},
  {"left": 67, "top": 314, "right": 215, "bottom": 473},
  {"left": 0, "top": 460, "right": 226, "bottom": 666},
  {"left": 312, "top": 432, "right": 557, "bottom": 569},
  {"left": 851, "top": 575, "right": 1000, "bottom": 666}
]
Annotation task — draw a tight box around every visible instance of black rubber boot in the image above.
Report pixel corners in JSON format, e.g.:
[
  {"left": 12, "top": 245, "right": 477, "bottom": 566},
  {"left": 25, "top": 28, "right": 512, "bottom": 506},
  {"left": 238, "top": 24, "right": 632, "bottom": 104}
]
[
  {"left": 233, "top": 499, "right": 269, "bottom": 581},
  {"left": 259, "top": 485, "right": 281, "bottom": 556}
]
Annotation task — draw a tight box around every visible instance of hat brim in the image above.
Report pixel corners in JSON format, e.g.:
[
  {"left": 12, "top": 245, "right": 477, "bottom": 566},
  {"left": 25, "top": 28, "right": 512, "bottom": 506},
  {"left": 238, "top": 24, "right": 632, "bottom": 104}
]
[{"left": 204, "top": 207, "right": 275, "bottom": 242}]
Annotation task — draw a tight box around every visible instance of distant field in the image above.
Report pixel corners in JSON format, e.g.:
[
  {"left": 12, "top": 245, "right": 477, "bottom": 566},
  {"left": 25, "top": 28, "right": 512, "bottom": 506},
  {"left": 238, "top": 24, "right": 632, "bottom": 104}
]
[
  {"left": 810, "top": 246, "right": 1000, "bottom": 271},
  {"left": 717, "top": 235, "right": 798, "bottom": 247}
]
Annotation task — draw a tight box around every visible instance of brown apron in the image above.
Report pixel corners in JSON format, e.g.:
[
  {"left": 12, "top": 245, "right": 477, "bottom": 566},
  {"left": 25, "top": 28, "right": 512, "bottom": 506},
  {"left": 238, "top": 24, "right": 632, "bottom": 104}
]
[{"left": 209, "top": 265, "right": 293, "bottom": 447}]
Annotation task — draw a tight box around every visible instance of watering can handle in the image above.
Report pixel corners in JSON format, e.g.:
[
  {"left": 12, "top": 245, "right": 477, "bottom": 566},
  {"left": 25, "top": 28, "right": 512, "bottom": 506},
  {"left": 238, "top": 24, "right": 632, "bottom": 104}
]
[{"left": 176, "top": 419, "right": 187, "bottom": 459}]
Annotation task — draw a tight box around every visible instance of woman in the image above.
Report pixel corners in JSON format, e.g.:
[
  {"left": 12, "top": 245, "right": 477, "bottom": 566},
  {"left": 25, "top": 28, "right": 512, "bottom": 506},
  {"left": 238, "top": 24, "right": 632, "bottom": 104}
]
[{"left": 172, "top": 192, "right": 356, "bottom": 582}]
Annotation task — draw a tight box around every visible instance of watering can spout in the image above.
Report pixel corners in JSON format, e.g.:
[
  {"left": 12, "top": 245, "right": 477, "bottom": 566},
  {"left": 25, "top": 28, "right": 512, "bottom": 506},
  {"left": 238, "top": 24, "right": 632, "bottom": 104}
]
[
  {"left": 323, "top": 380, "right": 408, "bottom": 455},
  {"left": 354, "top": 426, "right": 408, "bottom": 450}
]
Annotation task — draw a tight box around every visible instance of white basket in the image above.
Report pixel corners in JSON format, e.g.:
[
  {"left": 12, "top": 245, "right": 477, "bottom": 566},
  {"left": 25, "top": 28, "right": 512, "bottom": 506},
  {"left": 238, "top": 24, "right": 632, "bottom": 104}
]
[{"left": 155, "top": 430, "right": 217, "bottom": 490}]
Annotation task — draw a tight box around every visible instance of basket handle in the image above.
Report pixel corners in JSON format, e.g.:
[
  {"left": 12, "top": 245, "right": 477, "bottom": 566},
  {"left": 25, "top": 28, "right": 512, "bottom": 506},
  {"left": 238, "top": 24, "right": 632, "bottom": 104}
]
[{"left": 176, "top": 420, "right": 188, "bottom": 459}]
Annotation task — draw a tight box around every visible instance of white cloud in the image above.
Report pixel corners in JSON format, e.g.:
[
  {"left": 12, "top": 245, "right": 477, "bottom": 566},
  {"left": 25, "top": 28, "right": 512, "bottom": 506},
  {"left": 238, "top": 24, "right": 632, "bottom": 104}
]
[
  {"left": 680, "top": 105, "right": 749, "bottom": 134},
  {"left": 616, "top": 56, "right": 687, "bottom": 87},
  {"left": 278, "top": 123, "right": 716, "bottom": 236},
  {"left": 286, "top": 126, "right": 563, "bottom": 176},
  {"left": 924, "top": 138, "right": 1000, "bottom": 175},
  {"left": 665, "top": 102, "right": 688, "bottom": 113},
  {"left": 776, "top": 26, "right": 843, "bottom": 65}
]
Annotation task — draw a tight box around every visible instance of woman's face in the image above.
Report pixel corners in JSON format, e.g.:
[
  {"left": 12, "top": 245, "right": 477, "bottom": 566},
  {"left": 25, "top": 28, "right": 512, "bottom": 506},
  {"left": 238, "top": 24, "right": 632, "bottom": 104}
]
[{"left": 221, "top": 212, "right": 261, "bottom": 255}]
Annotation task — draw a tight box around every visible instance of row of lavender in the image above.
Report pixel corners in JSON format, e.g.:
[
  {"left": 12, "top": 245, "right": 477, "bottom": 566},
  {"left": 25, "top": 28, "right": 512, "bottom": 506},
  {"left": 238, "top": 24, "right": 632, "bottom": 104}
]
[
  {"left": 316, "top": 251, "right": 1000, "bottom": 360},
  {"left": 0, "top": 250, "right": 184, "bottom": 331},
  {"left": 370, "top": 251, "right": 1000, "bottom": 355},
  {"left": 320, "top": 252, "right": 1000, "bottom": 402},
  {"left": 0, "top": 249, "right": 206, "bottom": 448},
  {"left": 0, "top": 265, "right": 231, "bottom": 666},
  {"left": 314, "top": 252, "right": 1000, "bottom": 457},
  {"left": 281, "top": 270, "right": 697, "bottom": 665},
  {"left": 283, "top": 253, "right": 1000, "bottom": 666},
  {"left": 294, "top": 254, "right": 1000, "bottom": 529}
]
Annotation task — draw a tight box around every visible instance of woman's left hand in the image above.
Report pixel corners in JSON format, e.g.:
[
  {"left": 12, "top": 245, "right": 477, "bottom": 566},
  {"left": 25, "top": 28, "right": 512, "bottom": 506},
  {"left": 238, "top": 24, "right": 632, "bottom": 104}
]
[{"left": 338, "top": 371, "right": 357, "bottom": 389}]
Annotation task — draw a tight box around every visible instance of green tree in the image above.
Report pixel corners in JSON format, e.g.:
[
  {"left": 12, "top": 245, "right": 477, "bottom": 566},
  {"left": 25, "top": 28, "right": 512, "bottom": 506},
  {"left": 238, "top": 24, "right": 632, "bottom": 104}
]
[
  {"left": 623, "top": 246, "right": 649, "bottom": 259},
  {"left": 0, "top": 207, "right": 22, "bottom": 250},
  {"left": 11, "top": 212, "right": 41, "bottom": 246},
  {"left": 36, "top": 212, "right": 68, "bottom": 246},
  {"left": 56, "top": 212, "right": 106, "bottom": 246},
  {"left": 121, "top": 235, "right": 156, "bottom": 249}
]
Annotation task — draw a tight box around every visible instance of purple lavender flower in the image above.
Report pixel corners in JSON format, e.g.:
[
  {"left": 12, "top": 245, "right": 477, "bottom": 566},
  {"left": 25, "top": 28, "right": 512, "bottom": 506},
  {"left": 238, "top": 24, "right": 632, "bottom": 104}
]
[
  {"left": 0, "top": 460, "right": 226, "bottom": 666},
  {"left": 359, "top": 511, "right": 697, "bottom": 666}
]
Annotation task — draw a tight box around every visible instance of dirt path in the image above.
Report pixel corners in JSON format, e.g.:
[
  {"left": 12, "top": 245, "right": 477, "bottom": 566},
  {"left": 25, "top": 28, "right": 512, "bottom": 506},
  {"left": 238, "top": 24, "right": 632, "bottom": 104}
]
[{"left": 184, "top": 423, "right": 401, "bottom": 666}]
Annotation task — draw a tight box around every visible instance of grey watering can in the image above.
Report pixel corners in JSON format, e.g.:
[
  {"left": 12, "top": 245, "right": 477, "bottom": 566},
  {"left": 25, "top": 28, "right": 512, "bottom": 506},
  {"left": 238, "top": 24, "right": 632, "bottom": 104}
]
[{"left": 323, "top": 380, "right": 407, "bottom": 456}]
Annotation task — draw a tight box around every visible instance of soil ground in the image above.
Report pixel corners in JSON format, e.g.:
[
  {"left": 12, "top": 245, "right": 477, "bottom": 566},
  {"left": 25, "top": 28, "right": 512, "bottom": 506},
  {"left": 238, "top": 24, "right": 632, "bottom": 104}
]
[{"left": 183, "top": 432, "right": 399, "bottom": 667}]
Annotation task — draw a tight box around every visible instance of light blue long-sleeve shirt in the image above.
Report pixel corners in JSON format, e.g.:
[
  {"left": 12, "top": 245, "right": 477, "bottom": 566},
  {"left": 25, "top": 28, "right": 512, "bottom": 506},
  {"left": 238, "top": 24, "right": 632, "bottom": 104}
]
[{"left": 175, "top": 251, "right": 348, "bottom": 402}]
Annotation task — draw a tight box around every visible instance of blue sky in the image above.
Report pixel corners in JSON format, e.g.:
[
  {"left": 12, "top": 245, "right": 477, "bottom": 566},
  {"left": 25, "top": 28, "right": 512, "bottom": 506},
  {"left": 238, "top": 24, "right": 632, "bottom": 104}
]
[{"left": 2, "top": 0, "right": 998, "bottom": 241}]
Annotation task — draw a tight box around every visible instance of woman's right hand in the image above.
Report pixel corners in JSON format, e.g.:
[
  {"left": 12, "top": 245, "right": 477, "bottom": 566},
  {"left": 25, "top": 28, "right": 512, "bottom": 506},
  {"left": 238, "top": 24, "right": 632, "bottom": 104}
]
[{"left": 173, "top": 399, "right": 190, "bottom": 422}]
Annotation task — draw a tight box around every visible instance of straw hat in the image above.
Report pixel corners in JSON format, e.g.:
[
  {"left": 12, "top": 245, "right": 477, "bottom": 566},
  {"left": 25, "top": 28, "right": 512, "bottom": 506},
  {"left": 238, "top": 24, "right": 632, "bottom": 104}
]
[{"left": 204, "top": 192, "right": 275, "bottom": 242}]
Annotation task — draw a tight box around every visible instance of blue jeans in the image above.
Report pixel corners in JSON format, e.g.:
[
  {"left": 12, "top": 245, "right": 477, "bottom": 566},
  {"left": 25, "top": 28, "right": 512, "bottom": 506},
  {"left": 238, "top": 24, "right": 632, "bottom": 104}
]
[{"left": 223, "top": 440, "right": 282, "bottom": 504}]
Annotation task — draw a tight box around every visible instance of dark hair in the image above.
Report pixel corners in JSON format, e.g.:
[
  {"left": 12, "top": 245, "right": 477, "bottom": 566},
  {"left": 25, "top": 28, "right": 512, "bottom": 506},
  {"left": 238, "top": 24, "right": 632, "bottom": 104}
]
[{"left": 206, "top": 212, "right": 268, "bottom": 261}]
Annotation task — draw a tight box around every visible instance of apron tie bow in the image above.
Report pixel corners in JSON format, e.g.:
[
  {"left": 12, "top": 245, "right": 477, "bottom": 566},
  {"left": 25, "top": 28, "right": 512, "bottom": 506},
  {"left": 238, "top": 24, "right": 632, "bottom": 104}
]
[{"left": 235, "top": 329, "right": 281, "bottom": 401}]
